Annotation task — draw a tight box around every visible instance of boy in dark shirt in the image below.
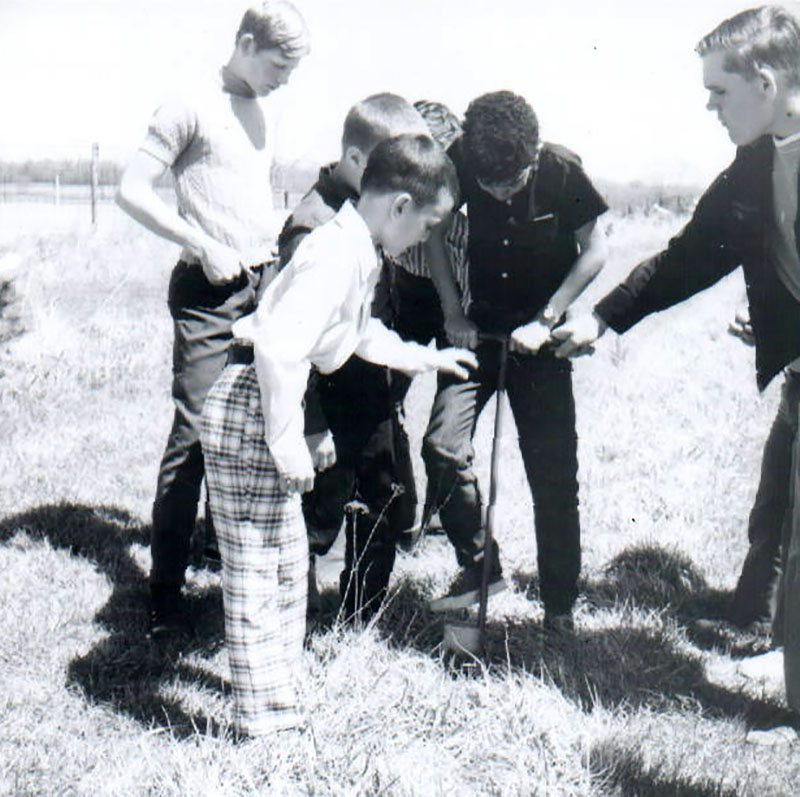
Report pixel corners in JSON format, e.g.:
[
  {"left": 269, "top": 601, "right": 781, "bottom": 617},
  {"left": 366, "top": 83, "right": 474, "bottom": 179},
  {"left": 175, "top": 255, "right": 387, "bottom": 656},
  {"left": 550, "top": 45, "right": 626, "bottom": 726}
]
[
  {"left": 424, "top": 91, "right": 608, "bottom": 632},
  {"left": 553, "top": 5, "right": 800, "bottom": 704}
]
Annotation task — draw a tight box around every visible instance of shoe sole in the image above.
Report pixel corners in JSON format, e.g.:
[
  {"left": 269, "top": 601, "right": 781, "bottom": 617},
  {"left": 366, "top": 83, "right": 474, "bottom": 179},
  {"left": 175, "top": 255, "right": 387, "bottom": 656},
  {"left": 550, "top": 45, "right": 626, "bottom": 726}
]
[{"left": 429, "top": 579, "right": 506, "bottom": 613}]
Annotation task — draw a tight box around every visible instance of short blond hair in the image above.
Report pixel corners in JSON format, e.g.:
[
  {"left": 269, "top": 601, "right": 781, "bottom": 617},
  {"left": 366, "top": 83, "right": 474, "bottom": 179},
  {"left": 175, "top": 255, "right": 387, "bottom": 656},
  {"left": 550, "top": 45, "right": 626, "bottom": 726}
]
[
  {"left": 341, "top": 93, "right": 429, "bottom": 156},
  {"left": 236, "top": 1, "right": 310, "bottom": 58},
  {"left": 697, "top": 5, "right": 800, "bottom": 86}
]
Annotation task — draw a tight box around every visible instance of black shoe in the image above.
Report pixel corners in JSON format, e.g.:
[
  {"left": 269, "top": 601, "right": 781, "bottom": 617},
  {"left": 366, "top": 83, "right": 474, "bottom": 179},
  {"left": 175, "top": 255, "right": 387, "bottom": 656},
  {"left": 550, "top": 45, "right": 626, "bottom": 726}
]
[
  {"left": 148, "top": 586, "right": 191, "bottom": 641},
  {"left": 543, "top": 612, "right": 575, "bottom": 635},
  {"left": 429, "top": 564, "right": 506, "bottom": 613}
]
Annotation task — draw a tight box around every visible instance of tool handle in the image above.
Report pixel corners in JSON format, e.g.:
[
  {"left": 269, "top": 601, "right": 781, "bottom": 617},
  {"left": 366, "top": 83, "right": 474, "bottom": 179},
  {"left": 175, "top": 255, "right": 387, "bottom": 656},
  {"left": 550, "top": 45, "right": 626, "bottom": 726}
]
[{"left": 477, "top": 334, "right": 510, "bottom": 633}]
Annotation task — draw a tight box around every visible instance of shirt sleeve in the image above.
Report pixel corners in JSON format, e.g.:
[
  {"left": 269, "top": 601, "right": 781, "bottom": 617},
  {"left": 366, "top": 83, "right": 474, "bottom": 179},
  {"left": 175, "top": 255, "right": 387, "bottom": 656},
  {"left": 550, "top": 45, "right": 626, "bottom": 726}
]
[
  {"left": 138, "top": 97, "right": 198, "bottom": 168},
  {"left": 560, "top": 160, "right": 608, "bottom": 233},
  {"left": 446, "top": 139, "right": 469, "bottom": 212},
  {"left": 594, "top": 167, "right": 742, "bottom": 333},
  {"left": 355, "top": 317, "right": 435, "bottom": 373},
  {"left": 251, "top": 245, "right": 351, "bottom": 475}
]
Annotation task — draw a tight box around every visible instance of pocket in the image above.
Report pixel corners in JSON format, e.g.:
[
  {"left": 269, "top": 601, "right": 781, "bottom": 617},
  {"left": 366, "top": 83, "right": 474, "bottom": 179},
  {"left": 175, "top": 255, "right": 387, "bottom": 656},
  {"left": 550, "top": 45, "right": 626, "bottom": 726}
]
[{"left": 168, "top": 261, "right": 251, "bottom": 315}]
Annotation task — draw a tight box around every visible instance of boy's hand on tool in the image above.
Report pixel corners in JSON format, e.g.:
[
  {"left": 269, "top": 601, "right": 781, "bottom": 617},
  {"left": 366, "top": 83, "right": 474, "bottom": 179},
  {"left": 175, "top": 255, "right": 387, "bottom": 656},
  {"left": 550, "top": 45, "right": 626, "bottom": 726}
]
[
  {"left": 551, "top": 311, "right": 606, "bottom": 358},
  {"left": 306, "top": 430, "right": 336, "bottom": 472},
  {"left": 430, "top": 347, "right": 478, "bottom": 380},
  {"left": 510, "top": 321, "right": 552, "bottom": 354}
]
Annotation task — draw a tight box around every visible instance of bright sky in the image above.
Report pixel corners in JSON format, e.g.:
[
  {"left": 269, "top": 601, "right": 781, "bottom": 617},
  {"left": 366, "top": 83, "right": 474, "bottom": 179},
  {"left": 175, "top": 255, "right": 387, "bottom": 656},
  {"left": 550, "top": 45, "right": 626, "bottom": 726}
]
[{"left": 1, "top": 0, "right": 796, "bottom": 184}]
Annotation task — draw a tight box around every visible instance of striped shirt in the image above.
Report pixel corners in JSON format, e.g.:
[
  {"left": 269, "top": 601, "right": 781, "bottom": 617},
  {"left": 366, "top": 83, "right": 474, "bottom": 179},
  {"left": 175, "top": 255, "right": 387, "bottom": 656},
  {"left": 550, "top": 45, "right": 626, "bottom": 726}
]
[{"left": 393, "top": 210, "right": 470, "bottom": 310}]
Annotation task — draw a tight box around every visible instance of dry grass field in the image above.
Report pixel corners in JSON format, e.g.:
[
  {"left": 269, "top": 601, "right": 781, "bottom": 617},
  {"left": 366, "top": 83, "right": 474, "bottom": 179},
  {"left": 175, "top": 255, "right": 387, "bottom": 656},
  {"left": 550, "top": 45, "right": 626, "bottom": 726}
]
[{"left": 1, "top": 198, "right": 799, "bottom": 795}]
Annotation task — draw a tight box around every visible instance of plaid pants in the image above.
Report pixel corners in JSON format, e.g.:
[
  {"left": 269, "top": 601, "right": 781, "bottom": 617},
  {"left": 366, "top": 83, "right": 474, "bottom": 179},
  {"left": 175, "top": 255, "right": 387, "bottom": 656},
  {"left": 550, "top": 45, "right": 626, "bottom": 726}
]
[{"left": 200, "top": 364, "right": 308, "bottom": 737}]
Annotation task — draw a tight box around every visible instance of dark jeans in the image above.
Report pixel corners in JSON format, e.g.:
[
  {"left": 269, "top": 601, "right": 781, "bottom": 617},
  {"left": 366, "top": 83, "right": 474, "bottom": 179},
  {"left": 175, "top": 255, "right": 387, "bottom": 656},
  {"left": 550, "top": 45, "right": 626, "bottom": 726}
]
[
  {"left": 779, "top": 372, "right": 800, "bottom": 709},
  {"left": 302, "top": 355, "right": 416, "bottom": 614},
  {"left": 150, "top": 261, "right": 256, "bottom": 589},
  {"left": 422, "top": 344, "right": 580, "bottom": 615},
  {"left": 729, "top": 375, "right": 799, "bottom": 627}
]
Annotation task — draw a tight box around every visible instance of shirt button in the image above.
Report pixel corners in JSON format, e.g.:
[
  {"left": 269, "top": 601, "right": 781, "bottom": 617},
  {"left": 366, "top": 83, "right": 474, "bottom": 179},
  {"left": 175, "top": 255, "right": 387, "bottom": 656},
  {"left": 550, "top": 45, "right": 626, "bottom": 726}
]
[
  {"left": 502, "top": 238, "right": 510, "bottom": 246},
  {"left": 505, "top": 199, "right": 512, "bottom": 206},
  {"left": 501, "top": 272, "right": 509, "bottom": 279}
]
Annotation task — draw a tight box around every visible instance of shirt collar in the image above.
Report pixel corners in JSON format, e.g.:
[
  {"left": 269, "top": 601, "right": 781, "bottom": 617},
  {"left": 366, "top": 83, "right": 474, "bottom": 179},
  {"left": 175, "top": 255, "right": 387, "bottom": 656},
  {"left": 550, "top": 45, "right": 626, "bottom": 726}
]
[
  {"left": 317, "top": 163, "right": 360, "bottom": 210},
  {"left": 333, "top": 200, "right": 379, "bottom": 283}
]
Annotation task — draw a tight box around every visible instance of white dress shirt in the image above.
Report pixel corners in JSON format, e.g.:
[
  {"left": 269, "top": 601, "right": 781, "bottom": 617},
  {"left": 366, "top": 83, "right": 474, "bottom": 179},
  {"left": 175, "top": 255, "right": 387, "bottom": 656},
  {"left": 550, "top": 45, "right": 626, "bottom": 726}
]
[{"left": 232, "top": 201, "right": 437, "bottom": 476}]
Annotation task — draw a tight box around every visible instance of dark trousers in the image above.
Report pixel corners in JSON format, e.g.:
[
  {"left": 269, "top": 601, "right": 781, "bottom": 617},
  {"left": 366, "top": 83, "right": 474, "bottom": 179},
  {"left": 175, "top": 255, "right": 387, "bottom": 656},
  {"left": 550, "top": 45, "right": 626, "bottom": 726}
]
[
  {"left": 392, "top": 267, "right": 446, "bottom": 348},
  {"left": 779, "top": 372, "right": 800, "bottom": 709},
  {"left": 422, "top": 344, "right": 580, "bottom": 616},
  {"left": 150, "top": 261, "right": 256, "bottom": 589},
  {"left": 729, "top": 376, "right": 799, "bottom": 627},
  {"left": 302, "top": 355, "right": 416, "bottom": 616}
]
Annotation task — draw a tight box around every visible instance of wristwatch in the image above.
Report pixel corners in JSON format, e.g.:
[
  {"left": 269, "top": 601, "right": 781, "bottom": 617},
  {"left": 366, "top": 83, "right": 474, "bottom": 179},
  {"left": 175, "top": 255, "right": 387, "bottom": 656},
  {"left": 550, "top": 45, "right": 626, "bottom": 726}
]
[{"left": 538, "top": 304, "right": 559, "bottom": 329}]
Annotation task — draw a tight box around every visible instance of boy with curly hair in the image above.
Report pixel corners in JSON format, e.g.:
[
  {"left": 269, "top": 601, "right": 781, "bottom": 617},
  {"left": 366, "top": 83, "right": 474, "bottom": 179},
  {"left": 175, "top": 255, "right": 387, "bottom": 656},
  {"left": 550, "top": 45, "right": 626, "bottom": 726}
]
[{"left": 424, "top": 91, "right": 608, "bottom": 633}]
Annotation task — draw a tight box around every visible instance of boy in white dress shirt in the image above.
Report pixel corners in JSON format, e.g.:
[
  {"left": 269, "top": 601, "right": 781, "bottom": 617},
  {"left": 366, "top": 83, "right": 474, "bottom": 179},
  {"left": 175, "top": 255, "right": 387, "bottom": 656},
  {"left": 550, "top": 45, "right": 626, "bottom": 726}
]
[{"left": 200, "top": 135, "right": 476, "bottom": 738}]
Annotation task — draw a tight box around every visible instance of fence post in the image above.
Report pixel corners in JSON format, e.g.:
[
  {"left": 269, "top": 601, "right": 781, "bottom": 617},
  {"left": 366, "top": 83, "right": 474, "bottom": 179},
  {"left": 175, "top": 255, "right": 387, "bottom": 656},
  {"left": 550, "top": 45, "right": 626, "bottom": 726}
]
[
  {"left": 90, "top": 142, "right": 99, "bottom": 225},
  {"left": 54, "top": 174, "right": 61, "bottom": 206}
]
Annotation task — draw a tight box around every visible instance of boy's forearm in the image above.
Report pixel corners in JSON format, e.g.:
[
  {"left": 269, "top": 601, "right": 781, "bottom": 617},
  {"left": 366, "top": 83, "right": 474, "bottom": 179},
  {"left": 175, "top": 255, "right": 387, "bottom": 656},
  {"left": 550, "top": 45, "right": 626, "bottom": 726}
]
[
  {"left": 424, "top": 228, "right": 464, "bottom": 320},
  {"left": 548, "top": 250, "right": 605, "bottom": 317},
  {"left": 116, "top": 178, "right": 207, "bottom": 256},
  {"left": 544, "top": 224, "right": 607, "bottom": 318}
]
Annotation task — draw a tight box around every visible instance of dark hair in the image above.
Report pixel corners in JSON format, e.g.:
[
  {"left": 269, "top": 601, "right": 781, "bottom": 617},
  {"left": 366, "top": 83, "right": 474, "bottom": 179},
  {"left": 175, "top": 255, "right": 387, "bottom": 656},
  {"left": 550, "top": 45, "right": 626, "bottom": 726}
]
[
  {"left": 236, "top": 1, "right": 310, "bottom": 58},
  {"left": 696, "top": 5, "right": 800, "bottom": 86},
  {"left": 361, "top": 135, "right": 459, "bottom": 207},
  {"left": 342, "top": 93, "right": 429, "bottom": 155},
  {"left": 414, "top": 100, "right": 463, "bottom": 150},
  {"left": 462, "top": 91, "right": 539, "bottom": 184}
]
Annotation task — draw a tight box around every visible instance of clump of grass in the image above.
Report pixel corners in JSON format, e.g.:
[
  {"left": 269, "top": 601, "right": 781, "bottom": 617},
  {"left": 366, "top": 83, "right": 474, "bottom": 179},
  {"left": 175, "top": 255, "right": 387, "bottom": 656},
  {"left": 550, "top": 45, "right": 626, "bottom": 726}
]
[{"left": 597, "top": 543, "right": 709, "bottom": 611}]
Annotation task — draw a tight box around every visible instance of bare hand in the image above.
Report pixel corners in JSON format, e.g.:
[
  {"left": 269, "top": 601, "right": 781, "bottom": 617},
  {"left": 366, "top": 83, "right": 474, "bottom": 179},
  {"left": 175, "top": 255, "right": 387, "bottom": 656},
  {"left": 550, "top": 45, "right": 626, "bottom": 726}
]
[
  {"left": 277, "top": 450, "right": 315, "bottom": 495},
  {"left": 551, "top": 312, "right": 606, "bottom": 358},
  {"left": 278, "top": 470, "right": 315, "bottom": 495},
  {"left": 198, "top": 238, "right": 244, "bottom": 285},
  {"left": 444, "top": 313, "right": 479, "bottom": 349},
  {"left": 728, "top": 307, "right": 754, "bottom": 347},
  {"left": 431, "top": 347, "right": 478, "bottom": 380},
  {"left": 306, "top": 430, "right": 336, "bottom": 472},
  {"left": 510, "top": 321, "right": 552, "bottom": 354}
]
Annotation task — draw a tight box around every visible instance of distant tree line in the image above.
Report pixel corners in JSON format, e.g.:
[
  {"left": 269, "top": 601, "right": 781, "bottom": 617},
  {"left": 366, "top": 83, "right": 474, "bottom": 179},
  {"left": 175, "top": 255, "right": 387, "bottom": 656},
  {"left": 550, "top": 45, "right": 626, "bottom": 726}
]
[
  {"left": 0, "top": 159, "right": 699, "bottom": 215},
  {"left": 0, "top": 158, "right": 320, "bottom": 194},
  {"left": 0, "top": 159, "right": 124, "bottom": 186}
]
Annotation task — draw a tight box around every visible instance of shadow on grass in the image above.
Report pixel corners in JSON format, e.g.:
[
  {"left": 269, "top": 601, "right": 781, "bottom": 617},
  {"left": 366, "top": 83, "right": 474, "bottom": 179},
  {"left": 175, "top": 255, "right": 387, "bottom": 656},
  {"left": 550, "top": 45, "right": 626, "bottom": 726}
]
[
  {"left": 0, "top": 502, "right": 228, "bottom": 739},
  {"left": 381, "top": 542, "right": 795, "bottom": 732},
  {"left": 589, "top": 738, "right": 740, "bottom": 797}
]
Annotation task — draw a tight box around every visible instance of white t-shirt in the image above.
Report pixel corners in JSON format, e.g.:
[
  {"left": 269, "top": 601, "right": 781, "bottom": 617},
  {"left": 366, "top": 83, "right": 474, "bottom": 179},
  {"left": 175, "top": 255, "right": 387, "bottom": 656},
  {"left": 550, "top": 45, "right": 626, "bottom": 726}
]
[{"left": 139, "top": 69, "right": 279, "bottom": 267}]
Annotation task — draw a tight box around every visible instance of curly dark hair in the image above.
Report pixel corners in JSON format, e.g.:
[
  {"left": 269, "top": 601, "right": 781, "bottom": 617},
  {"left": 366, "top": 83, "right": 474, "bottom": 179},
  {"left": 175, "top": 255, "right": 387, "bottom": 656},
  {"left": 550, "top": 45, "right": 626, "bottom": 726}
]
[{"left": 462, "top": 91, "right": 539, "bottom": 184}]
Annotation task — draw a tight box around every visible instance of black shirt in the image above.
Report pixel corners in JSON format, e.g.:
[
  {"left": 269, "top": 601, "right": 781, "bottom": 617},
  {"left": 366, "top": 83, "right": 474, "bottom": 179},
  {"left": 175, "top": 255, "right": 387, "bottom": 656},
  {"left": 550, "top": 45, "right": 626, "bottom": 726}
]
[{"left": 449, "top": 139, "right": 608, "bottom": 334}]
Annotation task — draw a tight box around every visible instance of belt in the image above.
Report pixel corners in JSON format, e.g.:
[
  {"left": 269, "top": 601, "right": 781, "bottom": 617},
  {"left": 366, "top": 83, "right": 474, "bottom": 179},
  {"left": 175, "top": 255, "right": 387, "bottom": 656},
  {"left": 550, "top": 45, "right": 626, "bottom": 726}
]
[{"left": 227, "top": 342, "right": 254, "bottom": 365}]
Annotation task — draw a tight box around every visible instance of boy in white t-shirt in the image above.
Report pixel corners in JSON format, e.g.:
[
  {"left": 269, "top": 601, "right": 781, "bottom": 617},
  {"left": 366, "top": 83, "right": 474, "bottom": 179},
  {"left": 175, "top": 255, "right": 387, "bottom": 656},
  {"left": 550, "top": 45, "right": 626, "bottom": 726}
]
[{"left": 116, "top": 2, "right": 310, "bottom": 641}]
